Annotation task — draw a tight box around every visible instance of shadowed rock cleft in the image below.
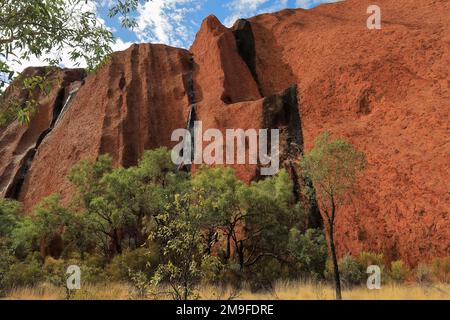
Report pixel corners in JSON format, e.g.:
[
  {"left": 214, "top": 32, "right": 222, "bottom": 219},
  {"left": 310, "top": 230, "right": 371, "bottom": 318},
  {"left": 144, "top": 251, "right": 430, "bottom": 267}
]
[
  {"left": 231, "top": 19, "right": 261, "bottom": 94},
  {"left": 262, "top": 85, "right": 322, "bottom": 229}
]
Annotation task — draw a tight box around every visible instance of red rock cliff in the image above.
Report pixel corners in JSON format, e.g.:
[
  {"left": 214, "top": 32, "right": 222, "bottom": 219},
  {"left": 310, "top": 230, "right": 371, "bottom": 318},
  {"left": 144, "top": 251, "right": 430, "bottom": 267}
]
[{"left": 0, "top": 0, "right": 448, "bottom": 265}]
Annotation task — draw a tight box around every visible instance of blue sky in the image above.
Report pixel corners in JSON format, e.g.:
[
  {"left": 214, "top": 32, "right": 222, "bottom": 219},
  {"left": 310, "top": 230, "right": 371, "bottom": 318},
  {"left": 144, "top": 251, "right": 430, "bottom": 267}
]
[{"left": 98, "top": 0, "right": 340, "bottom": 49}]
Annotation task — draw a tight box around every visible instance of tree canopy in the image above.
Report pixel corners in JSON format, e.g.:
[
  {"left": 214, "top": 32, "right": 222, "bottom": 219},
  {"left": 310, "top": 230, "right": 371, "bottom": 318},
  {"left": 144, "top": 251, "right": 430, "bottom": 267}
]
[
  {"left": 301, "top": 131, "right": 366, "bottom": 300},
  {"left": 0, "top": 147, "right": 329, "bottom": 298},
  {"left": 301, "top": 131, "right": 367, "bottom": 220},
  {"left": 0, "top": 0, "right": 114, "bottom": 88}
]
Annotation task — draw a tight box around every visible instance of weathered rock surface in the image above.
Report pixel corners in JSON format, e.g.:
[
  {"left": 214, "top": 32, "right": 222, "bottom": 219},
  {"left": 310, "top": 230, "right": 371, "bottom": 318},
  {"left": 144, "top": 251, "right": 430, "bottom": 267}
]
[
  {"left": 0, "top": 0, "right": 448, "bottom": 265},
  {"left": 247, "top": 0, "right": 450, "bottom": 265},
  {"left": 0, "top": 67, "right": 86, "bottom": 200}
]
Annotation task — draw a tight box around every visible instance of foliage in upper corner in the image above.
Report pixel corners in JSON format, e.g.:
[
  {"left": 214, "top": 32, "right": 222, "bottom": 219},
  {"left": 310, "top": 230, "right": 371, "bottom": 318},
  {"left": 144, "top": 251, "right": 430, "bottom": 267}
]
[
  {"left": 0, "top": 0, "right": 114, "bottom": 84},
  {"left": 0, "top": 70, "right": 55, "bottom": 127},
  {"left": 0, "top": 0, "right": 115, "bottom": 125},
  {"left": 0, "top": 1, "right": 154, "bottom": 125}
]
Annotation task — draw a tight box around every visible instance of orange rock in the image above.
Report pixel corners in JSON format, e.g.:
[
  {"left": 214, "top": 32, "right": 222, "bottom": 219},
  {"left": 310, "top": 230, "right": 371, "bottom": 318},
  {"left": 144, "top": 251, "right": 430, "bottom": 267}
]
[
  {"left": 18, "top": 44, "right": 193, "bottom": 210},
  {"left": 248, "top": 0, "right": 450, "bottom": 265},
  {"left": 0, "top": 67, "right": 86, "bottom": 200}
]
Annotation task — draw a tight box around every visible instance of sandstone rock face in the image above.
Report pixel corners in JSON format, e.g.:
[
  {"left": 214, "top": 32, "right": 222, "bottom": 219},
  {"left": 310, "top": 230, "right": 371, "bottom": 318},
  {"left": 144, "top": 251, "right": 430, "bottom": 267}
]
[
  {"left": 0, "top": 0, "right": 448, "bottom": 265},
  {"left": 247, "top": 0, "right": 450, "bottom": 265},
  {"left": 0, "top": 67, "right": 86, "bottom": 200}
]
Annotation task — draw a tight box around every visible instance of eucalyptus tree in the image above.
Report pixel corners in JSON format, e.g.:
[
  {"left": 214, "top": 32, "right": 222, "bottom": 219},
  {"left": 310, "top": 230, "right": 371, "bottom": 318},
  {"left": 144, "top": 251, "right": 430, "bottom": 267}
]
[{"left": 302, "top": 132, "right": 366, "bottom": 300}]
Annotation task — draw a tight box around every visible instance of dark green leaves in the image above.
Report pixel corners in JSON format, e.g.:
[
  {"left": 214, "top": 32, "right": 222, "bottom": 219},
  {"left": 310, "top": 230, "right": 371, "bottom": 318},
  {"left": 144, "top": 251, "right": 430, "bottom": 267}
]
[{"left": 301, "top": 131, "right": 367, "bottom": 210}]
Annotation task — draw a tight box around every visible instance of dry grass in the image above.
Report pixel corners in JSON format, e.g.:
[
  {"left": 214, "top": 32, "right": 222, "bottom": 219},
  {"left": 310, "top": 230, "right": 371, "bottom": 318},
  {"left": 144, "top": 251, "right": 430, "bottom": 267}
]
[
  {"left": 3, "top": 281, "right": 449, "bottom": 300},
  {"left": 199, "top": 280, "right": 450, "bottom": 300},
  {"left": 4, "top": 282, "right": 133, "bottom": 300}
]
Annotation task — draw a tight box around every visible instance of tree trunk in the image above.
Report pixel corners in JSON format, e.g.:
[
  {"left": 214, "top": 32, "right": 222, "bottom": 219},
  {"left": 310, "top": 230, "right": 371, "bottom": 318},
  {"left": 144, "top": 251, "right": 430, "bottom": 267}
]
[
  {"left": 183, "top": 281, "right": 188, "bottom": 300},
  {"left": 328, "top": 218, "right": 342, "bottom": 300},
  {"left": 225, "top": 232, "right": 231, "bottom": 262},
  {"left": 237, "top": 240, "right": 244, "bottom": 271},
  {"left": 112, "top": 229, "right": 122, "bottom": 255}
]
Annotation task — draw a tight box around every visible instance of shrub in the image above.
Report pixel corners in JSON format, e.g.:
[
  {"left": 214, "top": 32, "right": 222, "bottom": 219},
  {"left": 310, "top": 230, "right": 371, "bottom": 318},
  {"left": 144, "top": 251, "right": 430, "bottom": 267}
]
[
  {"left": 106, "top": 247, "right": 158, "bottom": 282},
  {"left": 0, "top": 245, "right": 15, "bottom": 296},
  {"left": 45, "top": 256, "right": 110, "bottom": 287},
  {"left": 43, "top": 256, "right": 67, "bottom": 287},
  {"left": 339, "top": 255, "right": 365, "bottom": 287},
  {"left": 288, "top": 228, "right": 327, "bottom": 280},
  {"left": 325, "top": 255, "right": 365, "bottom": 288},
  {"left": 84, "top": 254, "right": 108, "bottom": 269},
  {"left": 128, "top": 270, "right": 151, "bottom": 299},
  {"left": 76, "top": 263, "right": 109, "bottom": 284},
  {"left": 389, "top": 260, "right": 409, "bottom": 284},
  {"left": 431, "top": 257, "right": 450, "bottom": 283},
  {"left": 3, "top": 255, "right": 44, "bottom": 288},
  {"left": 245, "top": 258, "right": 287, "bottom": 292},
  {"left": 415, "top": 263, "right": 432, "bottom": 284},
  {"left": 358, "top": 251, "right": 385, "bottom": 270},
  {"left": 0, "top": 198, "right": 22, "bottom": 239},
  {"left": 9, "top": 217, "right": 39, "bottom": 259}
]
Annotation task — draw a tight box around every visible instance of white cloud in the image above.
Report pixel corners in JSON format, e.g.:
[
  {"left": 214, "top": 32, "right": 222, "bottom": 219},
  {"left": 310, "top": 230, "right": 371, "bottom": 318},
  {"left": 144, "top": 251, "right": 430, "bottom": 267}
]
[
  {"left": 295, "top": 0, "right": 341, "bottom": 9},
  {"left": 8, "top": 37, "right": 132, "bottom": 74},
  {"left": 111, "top": 38, "right": 133, "bottom": 53},
  {"left": 134, "top": 0, "right": 204, "bottom": 48},
  {"left": 224, "top": 0, "right": 288, "bottom": 27}
]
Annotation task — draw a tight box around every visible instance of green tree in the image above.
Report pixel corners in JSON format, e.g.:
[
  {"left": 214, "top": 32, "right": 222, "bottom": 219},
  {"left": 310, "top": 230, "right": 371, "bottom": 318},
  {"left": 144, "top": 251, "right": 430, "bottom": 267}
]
[
  {"left": 239, "top": 170, "right": 304, "bottom": 271},
  {"left": 62, "top": 210, "right": 95, "bottom": 260},
  {"left": 0, "top": 199, "right": 22, "bottom": 239},
  {"left": 301, "top": 132, "right": 366, "bottom": 300},
  {"left": 131, "top": 147, "right": 190, "bottom": 245},
  {"left": 68, "top": 154, "right": 121, "bottom": 256},
  {"left": 0, "top": 244, "right": 15, "bottom": 296},
  {"left": 0, "top": 0, "right": 114, "bottom": 88},
  {"left": 148, "top": 192, "right": 220, "bottom": 300},
  {"left": 33, "top": 194, "right": 68, "bottom": 250},
  {"left": 0, "top": 199, "right": 22, "bottom": 296},
  {"left": 9, "top": 217, "right": 39, "bottom": 259},
  {"left": 190, "top": 167, "right": 312, "bottom": 289},
  {"left": 287, "top": 228, "right": 327, "bottom": 280},
  {"left": 67, "top": 148, "right": 187, "bottom": 257},
  {"left": 67, "top": 154, "right": 113, "bottom": 208},
  {"left": 108, "top": 0, "right": 151, "bottom": 29},
  {"left": 190, "top": 167, "right": 244, "bottom": 267}
]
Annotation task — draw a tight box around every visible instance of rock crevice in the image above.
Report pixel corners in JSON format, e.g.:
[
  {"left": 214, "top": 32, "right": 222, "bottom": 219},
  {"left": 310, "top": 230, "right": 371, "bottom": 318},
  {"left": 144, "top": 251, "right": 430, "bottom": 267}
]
[{"left": 0, "top": 68, "right": 86, "bottom": 200}]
